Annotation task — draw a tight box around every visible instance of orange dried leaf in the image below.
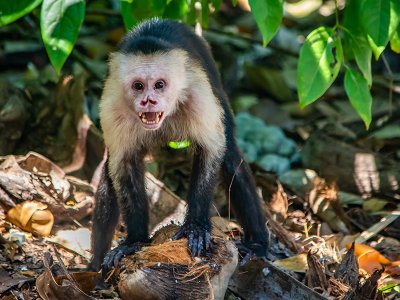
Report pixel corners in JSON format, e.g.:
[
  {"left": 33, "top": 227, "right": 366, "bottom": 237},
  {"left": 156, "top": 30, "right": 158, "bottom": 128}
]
[
  {"left": 346, "top": 243, "right": 392, "bottom": 265},
  {"left": 6, "top": 201, "right": 54, "bottom": 236},
  {"left": 346, "top": 243, "right": 392, "bottom": 274}
]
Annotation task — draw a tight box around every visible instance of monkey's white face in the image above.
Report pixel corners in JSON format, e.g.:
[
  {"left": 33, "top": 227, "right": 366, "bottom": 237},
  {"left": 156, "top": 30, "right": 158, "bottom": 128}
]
[
  {"left": 118, "top": 50, "right": 188, "bottom": 130},
  {"left": 130, "top": 77, "right": 168, "bottom": 130}
]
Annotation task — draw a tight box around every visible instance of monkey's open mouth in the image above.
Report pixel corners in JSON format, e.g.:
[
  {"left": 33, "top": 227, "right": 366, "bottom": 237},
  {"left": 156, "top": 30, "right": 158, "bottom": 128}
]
[{"left": 138, "top": 112, "right": 164, "bottom": 126}]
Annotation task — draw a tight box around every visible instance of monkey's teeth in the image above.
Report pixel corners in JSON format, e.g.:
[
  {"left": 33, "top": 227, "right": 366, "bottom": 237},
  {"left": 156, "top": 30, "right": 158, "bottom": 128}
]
[{"left": 138, "top": 112, "right": 163, "bottom": 125}]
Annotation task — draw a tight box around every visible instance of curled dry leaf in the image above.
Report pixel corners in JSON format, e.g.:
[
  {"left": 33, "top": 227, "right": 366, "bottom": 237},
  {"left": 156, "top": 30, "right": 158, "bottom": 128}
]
[
  {"left": 6, "top": 201, "right": 54, "bottom": 236},
  {"left": 347, "top": 243, "right": 392, "bottom": 274},
  {"left": 36, "top": 252, "right": 98, "bottom": 300}
]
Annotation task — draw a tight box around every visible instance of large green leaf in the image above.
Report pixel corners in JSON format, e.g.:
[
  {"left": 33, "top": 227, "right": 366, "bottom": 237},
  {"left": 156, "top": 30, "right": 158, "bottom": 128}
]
[
  {"left": 249, "top": 0, "right": 283, "bottom": 46},
  {"left": 389, "top": 0, "right": 400, "bottom": 52},
  {"left": 298, "top": 26, "right": 343, "bottom": 107},
  {"left": 344, "top": 68, "right": 372, "bottom": 129},
  {"left": 389, "top": 0, "right": 400, "bottom": 38},
  {"left": 40, "top": 0, "right": 85, "bottom": 73},
  {"left": 343, "top": 0, "right": 372, "bottom": 86},
  {"left": 390, "top": 25, "right": 400, "bottom": 53},
  {"left": 350, "top": 37, "right": 372, "bottom": 86},
  {"left": 0, "top": 0, "right": 42, "bottom": 26},
  {"left": 360, "top": 0, "right": 390, "bottom": 60}
]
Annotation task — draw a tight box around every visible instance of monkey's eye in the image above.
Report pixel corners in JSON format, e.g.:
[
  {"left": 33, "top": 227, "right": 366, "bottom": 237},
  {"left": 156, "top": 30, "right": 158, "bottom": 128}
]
[
  {"left": 154, "top": 80, "right": 165, "bottom": 90},
  {"left": 133, "top": 81, "right": 144, "bottom": 91}
]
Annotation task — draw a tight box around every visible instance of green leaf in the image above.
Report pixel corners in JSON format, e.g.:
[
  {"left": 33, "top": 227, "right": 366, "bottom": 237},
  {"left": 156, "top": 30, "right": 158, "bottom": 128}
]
[
  {"left": 232, "top": 0, "right": 238, "bottom": 7},
  {"left": 120, "top": 0, "right": 166, "bottom": 30},
  {"left": 389, "top": 0, "right": 400, "bottom": 37},
  {"left": 163, "top": 0, "right": 188, "bottom": 20},
  {"left": 0, "top": 0, "right": 42, "bottom": 26},
  {"left": 298, "top": 26, "right": 343, "bottom": 107},
  {"left": 370, "top": 124, "right": 400, "bottom": 139},
  {"left": 390, "top": 25, "right": 400, "bottom": 53},
  {"left": 343, "top": 0, "right": 372, "bottom": 86},
  {"left": 248, "top": 0, "right": 283, "bottom": 46},
  {"left": 40, "top": 0, "right": 85, "bottom": 73},
  {"left": 344, "top": 68, "right": 372, "bottom": 129},
  {"left": 352, "top": 37, "right": 372, "bottom": 86},
  {"left": 389, "top": 0, "right": 400, "bottom": 52},
  {"left": 360, "top": 0, "right": 390, "bottom": 60}
]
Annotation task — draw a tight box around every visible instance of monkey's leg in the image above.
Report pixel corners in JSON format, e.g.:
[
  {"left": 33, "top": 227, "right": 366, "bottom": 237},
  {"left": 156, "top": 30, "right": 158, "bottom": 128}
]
[
  {"left": 222, "top": 133, "right": 269, "bottom": 257},
  {"left": 173, "top": 147, "right": 220, "bottom": 257},
  {"left": 88, "top": 161, "right": 120, "bottom": 271},
  {"left": 101, "top": 151, "right": 150, "bottom": 271}
]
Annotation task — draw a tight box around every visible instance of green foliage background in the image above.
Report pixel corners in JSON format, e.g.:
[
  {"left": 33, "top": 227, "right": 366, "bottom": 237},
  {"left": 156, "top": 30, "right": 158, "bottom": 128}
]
[{"left": 1, "top": 0, "right": 399, "bottom": 128}]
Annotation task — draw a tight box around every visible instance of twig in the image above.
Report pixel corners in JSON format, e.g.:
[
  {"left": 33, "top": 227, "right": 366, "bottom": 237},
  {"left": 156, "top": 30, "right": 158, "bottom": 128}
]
[
  {"left": 381, "top": 53, "right": 394, "bottom": 117},
  {"left": 228, "top": 158, "right": 244, "bottom": 221},
  {"left": 53, "top": 245, "right": 78, "bottom": 286}
]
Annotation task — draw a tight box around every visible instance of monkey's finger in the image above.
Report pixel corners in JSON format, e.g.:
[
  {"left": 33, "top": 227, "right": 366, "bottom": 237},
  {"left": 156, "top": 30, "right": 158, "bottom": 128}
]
[
  {"left": 205, "top": 231, "right": 212, "bottom": 251},
  {"left": 172, "top": 230, "right": 184, "bottom": 240},
  {"left": 95, "top": 276, "right": 109, "bottom": 290},
  {"left": 197, "top": 236, "right": 204, "bottom": 257},
  {"left": 188, "top": 232, "right": 195, "bottom": 253},
  {"left": 192, "top": 236, "right": 199, "bottom": 257},
  {"left": 112, "top": 253, "right": 120, "bottom": 267},
  {"left": 102, "top": 254, "right": 113, "bottom": 270},
  {"left": 239, "top": 252, "right": 253, "bottom": 266}
]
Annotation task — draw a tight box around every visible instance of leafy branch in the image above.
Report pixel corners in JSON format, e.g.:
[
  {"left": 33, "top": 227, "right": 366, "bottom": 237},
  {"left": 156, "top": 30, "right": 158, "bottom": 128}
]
[
  {"left": 1, "top": 0, "right": 399, "bottom": 128},
  {"left": 298, "top": 0, "right": 400, "bottom": 129}
]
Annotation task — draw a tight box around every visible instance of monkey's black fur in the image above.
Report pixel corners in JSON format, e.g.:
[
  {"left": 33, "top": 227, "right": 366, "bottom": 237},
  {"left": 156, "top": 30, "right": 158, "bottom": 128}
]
[{"left": 88, "top": 19, "right": 270, "bottom": 272}]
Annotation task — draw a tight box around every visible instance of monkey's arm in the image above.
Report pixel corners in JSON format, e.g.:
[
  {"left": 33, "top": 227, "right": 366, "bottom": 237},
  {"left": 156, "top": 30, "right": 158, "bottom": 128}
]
[
  {"left": 173, "top": 146, "right": 221, "bottom": 256},
  {"left": 88, "top": 160, "right": 120, "bottom": 271},
  {"left": 101, "top": 150, "right": 150, "bottom": 270}
]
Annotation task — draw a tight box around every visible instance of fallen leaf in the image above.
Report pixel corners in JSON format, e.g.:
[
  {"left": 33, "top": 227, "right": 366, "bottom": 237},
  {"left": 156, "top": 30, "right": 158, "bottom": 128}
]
[
  {"left": 273, "top": 253, "right": 308, "bottom": 273},
  {"left": 346, "top": 243, "right": 392, "bottom": 274},
  {"left": 0, "top": 268, "right": 32, "bottom": 294},
  {"left": 36, "top": 252, "right": 96, "bottom": 300},
  {"left": 47, "top": 228, "right": 91, "bottom": 259},
  {"left": 6, "top": 201, "right": 54, "bottom": 236}
]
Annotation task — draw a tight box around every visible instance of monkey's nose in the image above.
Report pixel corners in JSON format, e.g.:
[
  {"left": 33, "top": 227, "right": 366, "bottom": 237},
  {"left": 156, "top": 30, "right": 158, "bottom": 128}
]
[{"left": 140, "top": 97, "right": 158, "bottom": 106}]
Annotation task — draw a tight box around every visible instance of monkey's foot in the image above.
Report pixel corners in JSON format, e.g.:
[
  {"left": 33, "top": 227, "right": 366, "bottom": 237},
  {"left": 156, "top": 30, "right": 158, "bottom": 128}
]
[
  {"left": 172, "top": 222, "right": 213, "bottom": 257},
  {"left": 102, "top": 242, "right": 147, "bottom": 272},
  {"left": 235, "top": 240, "right": 268, "bottom": 266}
]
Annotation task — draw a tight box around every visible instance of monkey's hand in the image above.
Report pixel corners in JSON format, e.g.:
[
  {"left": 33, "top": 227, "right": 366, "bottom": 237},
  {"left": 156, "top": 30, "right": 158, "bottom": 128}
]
[
  {"left": 235, "top": 240, "right": 268, "bottom": 266},
  {"left": 94, "top": 242, "right": 147, "bottom": 290},
  {"left": 102, "top": 242, "right": 147, "bottom": 271},
  {"left": 172, "top": 222, "right": 213, "bottom": 257}
]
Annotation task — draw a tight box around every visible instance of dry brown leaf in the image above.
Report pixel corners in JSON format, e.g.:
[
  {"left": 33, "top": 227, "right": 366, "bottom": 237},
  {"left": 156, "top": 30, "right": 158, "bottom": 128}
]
[
  {"left": 273, "top": 253, "right": 308, "bottom": 273},
  {"left": 36, "top": 252, "right": 96, "bottom": 300},
  {"left": 0, "top": 295, "right": 17, "bottom": 300},
  {"left": 346, "top": 243, "right": 392, "bottom": 274},
  {"left": 6, "top": 201, "right": 54, "bottom": 236}
]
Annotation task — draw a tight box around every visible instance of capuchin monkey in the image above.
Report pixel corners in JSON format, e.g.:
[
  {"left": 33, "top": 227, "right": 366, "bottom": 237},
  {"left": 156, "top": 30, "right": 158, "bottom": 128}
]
[{"left": 88, "top": 18, "right": 270, "bottom": 272}]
